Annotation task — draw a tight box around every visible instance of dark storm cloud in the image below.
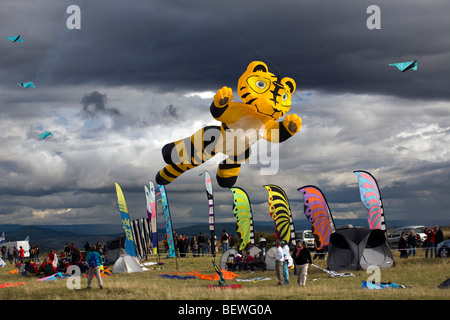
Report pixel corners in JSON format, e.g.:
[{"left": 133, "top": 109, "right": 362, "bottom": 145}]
[
  {"left": 79, "top": 91, "right": 120, "bottom": 118},
  {"left": 0, "top": 0, "right": 449, "bottom": 227},
  {"left": 162, "top": 104, "right": 182, "bottom": 122},
  {"left": 1, "top": 0, "right": 449, "bottom": 100}
]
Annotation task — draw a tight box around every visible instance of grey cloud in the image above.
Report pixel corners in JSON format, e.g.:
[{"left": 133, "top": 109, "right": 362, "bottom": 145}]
[
  {"left": 79, "top": 91, "right": 120, "bottom": 118},
  {"left": 0, "top": 0, "right": 448, "bottom": 227}
]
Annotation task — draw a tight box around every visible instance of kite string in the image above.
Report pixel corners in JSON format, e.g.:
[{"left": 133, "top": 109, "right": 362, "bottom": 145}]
[{"left": 195, "top": 0, "right": 281, "bottom": 75}]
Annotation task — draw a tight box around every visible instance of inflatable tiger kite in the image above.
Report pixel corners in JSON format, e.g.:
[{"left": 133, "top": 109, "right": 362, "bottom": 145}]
[{"left": 155, "top": 61, "right": 302, "bottom": 188}]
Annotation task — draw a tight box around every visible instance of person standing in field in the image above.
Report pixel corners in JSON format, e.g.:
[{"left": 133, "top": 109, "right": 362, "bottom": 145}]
[
  {"left": 281, "top": 241, "right": 290, "bottom": 285},
  {"left": 221, "top": 230, "right": 230, "bottom": 253},
  {"left": 291, "top": 241, "right": 312, "bottom": 287},
  {"left": 86, "top": 246, "right": 103, "bottom": 289},
  {"left": 407, "top": 230, "right": 417, "bottom": 258},
  {"left": 424, "top": 227, "right": 435, "bottom": 258},
  {"left": 274, "top": 240, "right": 284, "bottom": 286},
  {"left": 434, "top": 225, "right": 444, "bottom": 258}
]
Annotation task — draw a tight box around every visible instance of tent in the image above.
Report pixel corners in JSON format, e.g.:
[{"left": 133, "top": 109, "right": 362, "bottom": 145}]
[
  {"left": 438, "top": 278, "right": 450, "bottom": 289},
  {"left": 327, "top": 226, "right": 394, "bottom": 272},
  {"left": 112, "top": 255, "right": 143, "bottom": 274},
  {"left": 105, "top": 236, "right": 127, "bottom": 264},
  {"left": 264, "top": 246, "right": 293, "bottom": 271},
  {"left": 219, "top": 248, "right": 238, "bottom": 270}
]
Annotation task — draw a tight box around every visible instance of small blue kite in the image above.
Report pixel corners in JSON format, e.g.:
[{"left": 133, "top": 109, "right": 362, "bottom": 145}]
[
  {"left": 17, "top": 82, "right": 35, "bottom": 88},
  {"left": 6, "top": 35, "right": 23, "bottom": 43},
  {"left": 36, "top": 131, "right": 53, "bottom": 140},
  {"left": 388, "top": 60, "right": 418, "bottom": 72}
]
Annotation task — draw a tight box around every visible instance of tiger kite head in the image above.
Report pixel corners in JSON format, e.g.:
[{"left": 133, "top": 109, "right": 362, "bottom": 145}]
[{"left": 237, "top": 61, "right": 296, "bottom": 120}]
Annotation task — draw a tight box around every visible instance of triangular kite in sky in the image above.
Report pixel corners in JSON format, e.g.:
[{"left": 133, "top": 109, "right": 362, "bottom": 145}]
[
  {"left": 17, "top": 82, "right": 35, "bottom": 88},
  {"left": 36, "top": 131, "right": 53, "bottom": 140},
  {"left": 388, "top": 60, "right": 417, "bottom": 72},
  {"left": 6, "top": 35, "right": 23, "bottom": 43}
]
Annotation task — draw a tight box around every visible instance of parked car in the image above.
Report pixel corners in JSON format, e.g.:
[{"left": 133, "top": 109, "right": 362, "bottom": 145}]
[
  {"left": 436, "top": 239, "right": 450, "bottom": 258},
  {"left": 295, "top": 230, "right": 315, "bottom": 249},
  {"left": 387, "top": 226, "right": 427, "bottom": 248}
]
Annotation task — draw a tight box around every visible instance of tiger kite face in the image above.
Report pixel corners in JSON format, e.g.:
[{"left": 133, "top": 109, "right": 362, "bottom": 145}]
[{"left": 237, "top": 61, "right": 296, "bottom": 120}]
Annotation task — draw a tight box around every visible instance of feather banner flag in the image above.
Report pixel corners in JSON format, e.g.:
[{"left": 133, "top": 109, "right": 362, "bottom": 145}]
[
  {"left": 230, "top": 187, "right": 255, "bottom": 250},
  {"left": 298, "top": 185, "right": 335, "bottom": 250},
  {"left": 264, "top": 185, "right": 296, "bottom": 246},
  {"left": 145, "top": 182, "right": 158, "bottom": 254},
  {"left": 114, "top": 182, "right": 137, "bottom": 257},
  {"left": 354, "top": 170, "right": 386, "bottom": 230},
  {"left": 158, "top": 185, "right": 176, "bottom": 258},
  {"left": 203, "top": 171, "right": 216, "bottom": 255}
]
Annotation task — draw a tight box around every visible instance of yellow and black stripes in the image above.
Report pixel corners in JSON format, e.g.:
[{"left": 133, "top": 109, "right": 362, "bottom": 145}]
[{"left": 156, "top": 124, "right": 251, "bottom": 188}]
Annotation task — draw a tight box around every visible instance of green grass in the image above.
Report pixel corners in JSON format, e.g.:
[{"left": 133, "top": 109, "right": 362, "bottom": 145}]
[{"left": 1, "top": 247, "right": 449, "bottom": 300}]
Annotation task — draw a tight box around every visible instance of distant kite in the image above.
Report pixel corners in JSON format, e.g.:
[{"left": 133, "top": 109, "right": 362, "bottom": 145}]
[
  {"left": 36, "top": 131, "right": 53, "bottom": 140},
  {"left": 388, "top": 60, "right": 418, "bottom": 72},
  {"left": 17, "top": 82, "right": 35, "bottom": 88},
  {"left": 6, "top": 35, "right": 23, "bottom": 43}
]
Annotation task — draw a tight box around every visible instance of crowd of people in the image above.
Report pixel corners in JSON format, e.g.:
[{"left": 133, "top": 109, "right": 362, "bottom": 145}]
[
  {"left": 6, "top": 241, "right": 105, "bottom": 280},
  {"left": 169, "top": 229, "right": 236, "bottom": 258},
  {"left": 1, "top": 244, "right": 41, "bottom": 264},
  {"left": 397, "top": 225, "right": 445, "bottom": 259}
]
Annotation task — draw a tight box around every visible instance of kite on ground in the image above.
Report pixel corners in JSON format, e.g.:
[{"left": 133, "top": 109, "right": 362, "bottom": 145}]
[
  {"left": 156, "top": 61, "right": 301, "bottom": 188},
  {"left": 388, "top": 60, "right": 417, "bottom": 72},
  {"left": 35, "top": 131, "right": 53, "bottom": 140},
  {"left": 17, "top": 82, "right": 35, "bottom": 88},
  {"left": 6, "top": 35, "right": 23, "bottom": 43}
]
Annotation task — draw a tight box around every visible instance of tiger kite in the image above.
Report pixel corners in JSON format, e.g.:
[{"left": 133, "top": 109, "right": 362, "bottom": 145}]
[{"left": 156, "top": 61, "right": 302, "bottom": 188}]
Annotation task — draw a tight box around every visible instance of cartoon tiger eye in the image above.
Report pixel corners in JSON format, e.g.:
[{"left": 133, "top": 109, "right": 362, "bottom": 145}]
[{"left": 256, "top": 81, "right": 267, "bottom": 89}]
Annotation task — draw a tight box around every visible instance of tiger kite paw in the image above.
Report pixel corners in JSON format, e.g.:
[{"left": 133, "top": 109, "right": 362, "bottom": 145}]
[
  {"left": 214, "top": 86, "right": 233, "bottom": 107},
  {"left": 283, "top": 114, "right": 302, "bottom": 135}
]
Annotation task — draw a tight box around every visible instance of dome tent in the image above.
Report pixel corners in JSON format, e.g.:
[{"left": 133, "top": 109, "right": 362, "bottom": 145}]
[
  {"left": 327, "top": 226, "right": 394, "bottom": 272},
  {"left": 112, "top": 255, "right": 143, "bottom": 274}
]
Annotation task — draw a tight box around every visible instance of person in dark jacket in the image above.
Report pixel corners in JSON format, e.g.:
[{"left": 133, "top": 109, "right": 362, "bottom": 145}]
[
  {"left": 71, "top": 245, "right": 81, "bottom": 267},
  {"left": 291, "top": 241, "right": 312, "bottom": 287},
  {"left": 398, "top": 232, "right": 408, "bottom": 258},
  {"left": 434, "top": 225, "right": 444, "bottom": 258},
  {"left": 407, "top": 230, "right": 417, "bottom": 258}
]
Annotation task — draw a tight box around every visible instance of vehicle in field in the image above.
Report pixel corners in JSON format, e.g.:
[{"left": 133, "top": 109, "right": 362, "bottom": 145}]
[
  {"left": 1, "top": 240, "right": 30, "bottom": 258},
  {"left": 295, "top": 230, "right": 315, "bottom": 249},
  {"left": 387, "top": 226, "right": 427, "bottom": 248},
  {"left": 436, "top": 239, "right": 450, "bottom": 258}
]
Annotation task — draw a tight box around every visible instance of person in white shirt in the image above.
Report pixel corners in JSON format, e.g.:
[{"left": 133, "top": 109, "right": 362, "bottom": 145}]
[
  {"left": 281, "top": 241, "right": 290, "bottom": 285},
  {"left": 274, "top": 240, "right": 284, "bottom": 285}
]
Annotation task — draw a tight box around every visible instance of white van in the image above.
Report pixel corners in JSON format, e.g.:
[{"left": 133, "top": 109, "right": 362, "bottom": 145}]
[
  {"left": 295, "top": 230, "right": 315, "bottom": 248},
  {"left": 1, "top": 241, "right": 30, "bottom": 257}
]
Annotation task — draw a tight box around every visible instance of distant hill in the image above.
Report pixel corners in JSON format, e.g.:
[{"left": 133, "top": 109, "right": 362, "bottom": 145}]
[{"left": 1, "top": 226, "right": 121, "bottom": 254}]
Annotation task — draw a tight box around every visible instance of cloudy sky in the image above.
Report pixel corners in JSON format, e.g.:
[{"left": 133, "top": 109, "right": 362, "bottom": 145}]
[{"left": 0, "top": 0, "right": 449, "bottom": 229}]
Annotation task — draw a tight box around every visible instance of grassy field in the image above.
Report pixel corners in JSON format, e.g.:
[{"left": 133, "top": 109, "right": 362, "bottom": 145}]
[{"left": 0, "top": 247, "right": 448, "bottom": 301}]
